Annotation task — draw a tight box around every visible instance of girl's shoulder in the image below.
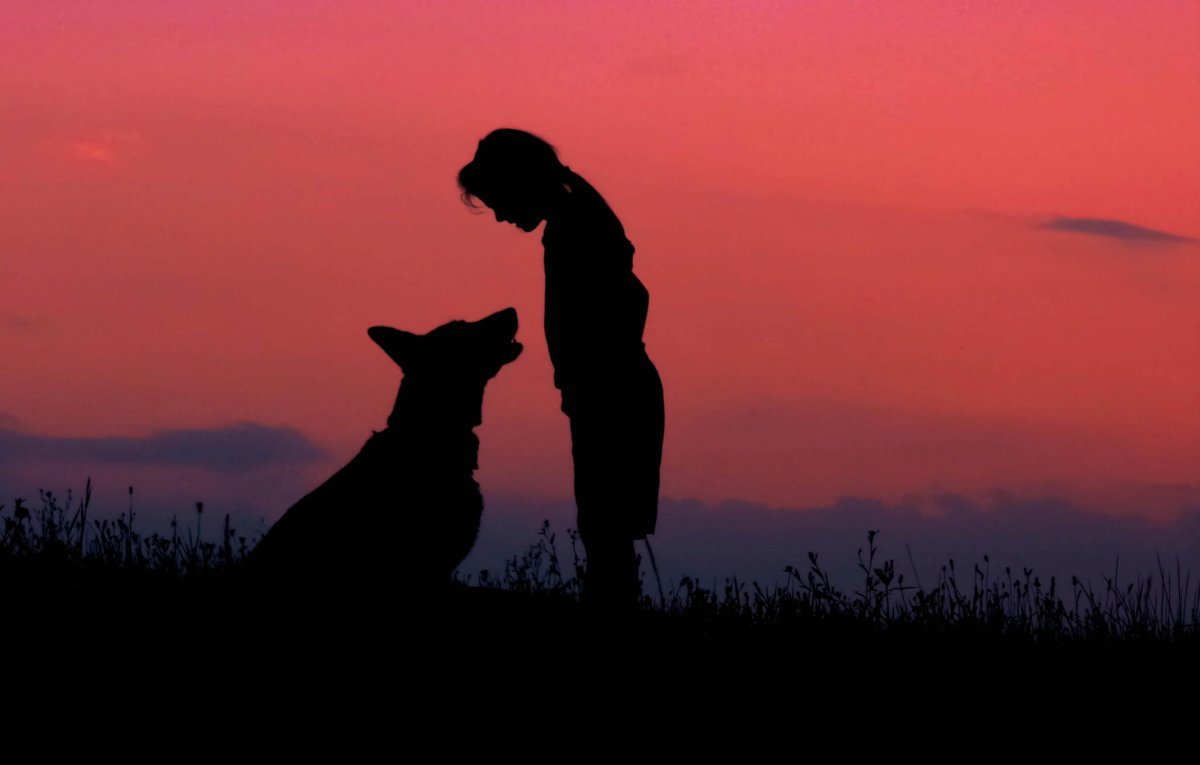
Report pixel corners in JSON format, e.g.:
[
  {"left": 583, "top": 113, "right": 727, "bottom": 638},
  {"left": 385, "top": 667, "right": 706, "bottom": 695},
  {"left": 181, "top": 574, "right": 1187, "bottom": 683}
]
[{"left": 543, "top": 191, "right": 633, "bottom": 255}]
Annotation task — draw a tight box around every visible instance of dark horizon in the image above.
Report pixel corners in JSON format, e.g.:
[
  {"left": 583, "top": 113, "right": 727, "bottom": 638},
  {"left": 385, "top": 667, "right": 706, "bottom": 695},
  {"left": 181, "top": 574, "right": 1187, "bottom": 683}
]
[{"left": 6, "top": 476, "right": 1198, "bottom": 592}]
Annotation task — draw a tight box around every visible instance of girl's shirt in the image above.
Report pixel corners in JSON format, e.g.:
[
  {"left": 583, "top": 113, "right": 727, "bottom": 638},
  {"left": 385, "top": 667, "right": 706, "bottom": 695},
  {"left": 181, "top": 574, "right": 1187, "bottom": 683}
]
[{"left": 541, "top": 171, "right": 650, "bottom": 410}]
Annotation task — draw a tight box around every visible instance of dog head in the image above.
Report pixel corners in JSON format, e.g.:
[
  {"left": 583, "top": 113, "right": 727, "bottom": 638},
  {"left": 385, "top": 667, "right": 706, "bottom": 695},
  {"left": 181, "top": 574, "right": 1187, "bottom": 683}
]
[{"left": 368, "top": 307, "right": 522, "bottom": 427}]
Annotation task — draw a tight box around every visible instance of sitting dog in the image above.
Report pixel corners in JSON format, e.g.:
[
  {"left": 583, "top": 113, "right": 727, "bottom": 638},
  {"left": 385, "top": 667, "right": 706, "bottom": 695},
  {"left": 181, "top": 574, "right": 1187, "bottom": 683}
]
[{"left": 244, "top": 307, "right": 522, "bottom": 595}]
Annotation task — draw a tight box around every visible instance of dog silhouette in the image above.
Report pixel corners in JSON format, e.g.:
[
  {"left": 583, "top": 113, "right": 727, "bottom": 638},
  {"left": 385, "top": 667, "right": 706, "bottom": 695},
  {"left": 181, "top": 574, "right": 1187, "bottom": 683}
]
[{"left": 245, "top": 307, "right": 522, "bottom": 594}]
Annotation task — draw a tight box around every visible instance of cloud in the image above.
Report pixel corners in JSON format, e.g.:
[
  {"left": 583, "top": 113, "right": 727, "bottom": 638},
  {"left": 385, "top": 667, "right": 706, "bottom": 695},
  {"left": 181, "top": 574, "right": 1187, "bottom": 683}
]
[
  {"left": 0, "top": 422, "right": 327, "bottom": 472},
  {"left": 1042, "top": 217, "right": 1196, "bottom": 244},
  {"left": 0, "top": 313, "right": 51, "bottom": 333},
  {"left": 621, "top": 53, "right": 691, "bottom": 78},
  {"left": 65, "top": 131, "right": 142, "bottom": 164},
  {"left": 464, "top": 491, "right": 1200, "bottom": 589},
  {"left": 69, "top": 140, "right": 115, "bottom": 163}
]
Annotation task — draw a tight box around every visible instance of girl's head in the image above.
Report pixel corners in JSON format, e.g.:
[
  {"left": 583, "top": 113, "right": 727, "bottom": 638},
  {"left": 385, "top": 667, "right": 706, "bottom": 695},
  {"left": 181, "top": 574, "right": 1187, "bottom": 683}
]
[{"left": 457, "top": 128, "right": 566, "bottom": 232}]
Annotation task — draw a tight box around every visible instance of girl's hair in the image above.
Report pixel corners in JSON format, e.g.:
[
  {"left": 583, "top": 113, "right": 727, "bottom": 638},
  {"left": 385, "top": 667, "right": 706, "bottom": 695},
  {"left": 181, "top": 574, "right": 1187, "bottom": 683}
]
[
  {"left": 457, "top": 129, "right": 620, "bottom": 226},
  {"left": 457, "top": 128, "right": 565, "bottom": 208}
]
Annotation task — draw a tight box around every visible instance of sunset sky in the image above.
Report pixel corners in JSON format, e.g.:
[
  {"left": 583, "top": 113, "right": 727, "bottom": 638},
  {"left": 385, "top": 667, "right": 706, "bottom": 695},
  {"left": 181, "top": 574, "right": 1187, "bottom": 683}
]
[{"left": 2, "top": 2, "right": 1198, "bottom": 573}]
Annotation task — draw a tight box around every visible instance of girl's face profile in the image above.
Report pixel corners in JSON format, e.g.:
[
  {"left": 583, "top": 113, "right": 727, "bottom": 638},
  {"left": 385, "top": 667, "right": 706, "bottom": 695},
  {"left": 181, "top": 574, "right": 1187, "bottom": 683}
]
[{"left": 477, "top": 184, "right": 546, "bottom": 233}]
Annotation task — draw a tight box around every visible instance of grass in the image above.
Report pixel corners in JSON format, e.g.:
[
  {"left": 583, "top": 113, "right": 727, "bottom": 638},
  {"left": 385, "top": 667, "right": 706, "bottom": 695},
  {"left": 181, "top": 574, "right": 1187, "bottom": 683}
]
[
  {"left": 4, "top": 482, "right": 1199, "bottom": 650},
  {"left": 1, "top": 481, "right": 247, "bottom": 578}
]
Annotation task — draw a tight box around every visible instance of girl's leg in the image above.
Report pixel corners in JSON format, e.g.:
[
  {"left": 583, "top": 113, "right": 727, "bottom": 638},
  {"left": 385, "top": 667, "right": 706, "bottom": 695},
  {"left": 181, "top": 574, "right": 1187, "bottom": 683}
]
[
  {"left": 570, "top": 413, "right": 641, "bottom": 610},
  {"left": 578, "top": 527, "right": 639, "bottom": 610},
  {"left": 568, "top": 361, "right": 663, "bottom": 610}
]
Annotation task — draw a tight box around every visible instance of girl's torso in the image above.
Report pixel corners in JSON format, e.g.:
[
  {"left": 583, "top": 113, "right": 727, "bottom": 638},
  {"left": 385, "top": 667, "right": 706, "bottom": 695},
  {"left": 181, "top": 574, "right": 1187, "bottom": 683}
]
[{"left": 541, "top": 178, "right": 651, "bottom": 401}]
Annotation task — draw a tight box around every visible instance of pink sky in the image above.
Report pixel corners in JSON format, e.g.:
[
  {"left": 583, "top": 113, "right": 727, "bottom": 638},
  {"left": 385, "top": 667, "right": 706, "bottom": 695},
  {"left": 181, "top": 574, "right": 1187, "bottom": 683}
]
[{"left": 2, "top": 1, "right": 1198, "bottom": 523}]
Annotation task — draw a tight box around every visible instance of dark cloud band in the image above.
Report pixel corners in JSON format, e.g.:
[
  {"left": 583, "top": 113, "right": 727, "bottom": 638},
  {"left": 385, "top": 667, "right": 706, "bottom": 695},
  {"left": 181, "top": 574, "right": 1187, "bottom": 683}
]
[
  {"left": 0, "top": 422, "right": 327, "bottom": 472},
  {"left": 1043, "top": 217, "right": 1195, "bottom": 244}
]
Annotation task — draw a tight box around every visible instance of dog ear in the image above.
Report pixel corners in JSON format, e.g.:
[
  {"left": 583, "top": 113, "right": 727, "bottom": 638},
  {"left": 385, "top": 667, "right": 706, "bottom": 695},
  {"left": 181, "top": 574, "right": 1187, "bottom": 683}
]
[{"left": 368, "top": 326, "right": 420, "bottom": 368}]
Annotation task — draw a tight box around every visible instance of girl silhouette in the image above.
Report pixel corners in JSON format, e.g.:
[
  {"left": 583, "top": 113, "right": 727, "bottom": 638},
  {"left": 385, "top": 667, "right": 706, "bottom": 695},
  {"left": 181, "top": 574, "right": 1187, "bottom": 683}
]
[{"left": 458, "top": 128, "right": 665, "bottom": 608}]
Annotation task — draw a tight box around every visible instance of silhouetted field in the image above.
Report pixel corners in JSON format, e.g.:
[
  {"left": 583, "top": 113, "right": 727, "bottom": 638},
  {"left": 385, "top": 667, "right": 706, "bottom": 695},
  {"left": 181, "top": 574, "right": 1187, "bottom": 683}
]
[{"left": 4, "top": 483, "right": 1197, "bottom": 682}]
